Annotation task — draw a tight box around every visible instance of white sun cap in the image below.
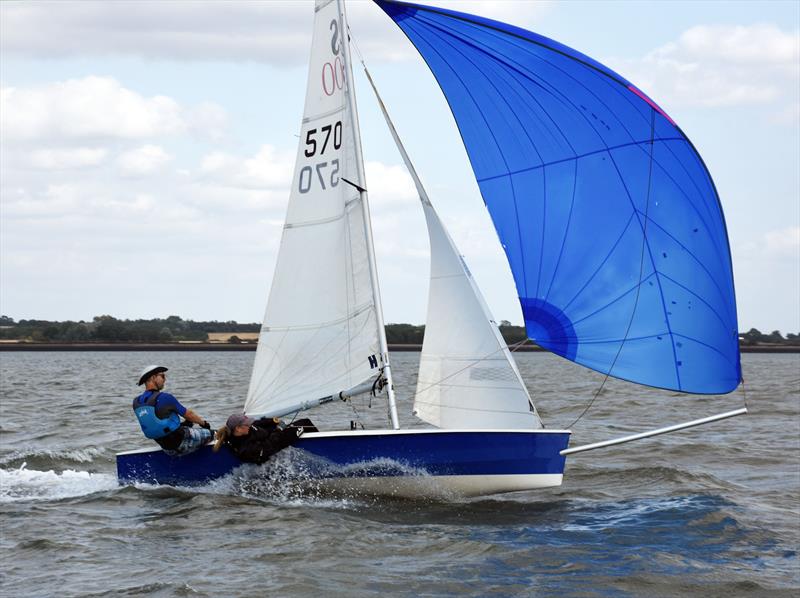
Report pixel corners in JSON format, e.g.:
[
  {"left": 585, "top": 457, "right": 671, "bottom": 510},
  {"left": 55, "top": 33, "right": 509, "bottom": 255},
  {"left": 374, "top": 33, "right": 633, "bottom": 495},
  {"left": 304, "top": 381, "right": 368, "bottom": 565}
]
[{"left": 137, "top": 365, "right": 168, "bottom": 386}]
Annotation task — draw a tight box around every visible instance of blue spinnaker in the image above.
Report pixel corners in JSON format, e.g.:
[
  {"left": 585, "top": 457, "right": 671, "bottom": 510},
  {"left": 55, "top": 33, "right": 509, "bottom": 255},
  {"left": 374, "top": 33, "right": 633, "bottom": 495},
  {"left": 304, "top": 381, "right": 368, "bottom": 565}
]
[{"left": 376, "top": 0, "right": 740, "bottom": 394}]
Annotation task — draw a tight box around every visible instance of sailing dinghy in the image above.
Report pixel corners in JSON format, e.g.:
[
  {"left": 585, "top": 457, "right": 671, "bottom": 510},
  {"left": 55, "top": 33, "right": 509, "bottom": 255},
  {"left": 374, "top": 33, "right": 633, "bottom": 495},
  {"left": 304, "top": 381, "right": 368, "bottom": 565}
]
[{"left": 117, "top": 0, "right": 745, "bottom": 497}]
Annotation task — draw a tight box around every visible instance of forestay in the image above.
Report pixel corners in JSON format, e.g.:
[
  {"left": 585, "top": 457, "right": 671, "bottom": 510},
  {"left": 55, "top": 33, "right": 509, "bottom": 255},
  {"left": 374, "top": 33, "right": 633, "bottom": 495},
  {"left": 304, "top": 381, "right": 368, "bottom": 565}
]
[
  {"left": 246, "top": 0, "right": 381, "bottom": 416},
  {"left": 363, "top": 69, "right": 542, "bottom": 430},
  {"left": 377, "top": 0, "right": 741, "bottom": 394}
]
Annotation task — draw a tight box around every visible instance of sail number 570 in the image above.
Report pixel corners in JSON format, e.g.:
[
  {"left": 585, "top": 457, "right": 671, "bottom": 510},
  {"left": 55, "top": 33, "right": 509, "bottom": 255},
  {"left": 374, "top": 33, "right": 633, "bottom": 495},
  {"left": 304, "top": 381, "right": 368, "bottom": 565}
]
[
  {"left": 299, "top": 160, "right": 339, "bottom": 194},
  {"left": 304, "top": 122, "right": 342, "bottom": 157},
  {"left": 299, "top": 121, "right": 342, "bottom": 194}
]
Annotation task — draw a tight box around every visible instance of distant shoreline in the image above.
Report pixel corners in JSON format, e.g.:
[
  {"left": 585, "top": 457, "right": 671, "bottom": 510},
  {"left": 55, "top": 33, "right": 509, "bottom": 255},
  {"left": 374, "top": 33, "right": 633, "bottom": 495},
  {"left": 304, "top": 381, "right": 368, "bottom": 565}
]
[{"left": 0, "top": 342, "right": 796, "bottom": 353}]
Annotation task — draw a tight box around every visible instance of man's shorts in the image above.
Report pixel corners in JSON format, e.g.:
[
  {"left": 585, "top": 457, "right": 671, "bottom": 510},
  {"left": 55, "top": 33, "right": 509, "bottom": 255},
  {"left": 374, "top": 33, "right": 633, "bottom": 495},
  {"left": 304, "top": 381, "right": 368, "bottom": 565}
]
[{"left": 164, "top": 427, "right": 213, "bottom": 456}]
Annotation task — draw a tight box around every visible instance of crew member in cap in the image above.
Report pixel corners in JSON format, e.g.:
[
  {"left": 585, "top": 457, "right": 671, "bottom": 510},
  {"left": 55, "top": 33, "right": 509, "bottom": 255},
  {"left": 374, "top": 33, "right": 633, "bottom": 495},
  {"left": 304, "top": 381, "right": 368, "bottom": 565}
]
[
  {"left": 132, "top": 365, "right": 213, "bottom": 456},
  {"left": 213, "top": 413, "right": 317, "bottom": 464}
]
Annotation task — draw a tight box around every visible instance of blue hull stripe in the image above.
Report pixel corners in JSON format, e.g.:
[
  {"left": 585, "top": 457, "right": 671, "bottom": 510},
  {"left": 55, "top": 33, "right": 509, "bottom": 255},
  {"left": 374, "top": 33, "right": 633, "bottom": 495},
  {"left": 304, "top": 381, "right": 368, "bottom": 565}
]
[{"left": 116, "top": 430, "right": 570, "bottom": 486}]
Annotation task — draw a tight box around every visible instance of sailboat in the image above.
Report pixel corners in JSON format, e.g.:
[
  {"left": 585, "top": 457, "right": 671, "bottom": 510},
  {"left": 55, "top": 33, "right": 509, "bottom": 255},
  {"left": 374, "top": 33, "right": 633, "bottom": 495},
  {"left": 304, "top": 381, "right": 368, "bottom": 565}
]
[{"left": 117, "top": 0, "right": 745, "bottom": 497}]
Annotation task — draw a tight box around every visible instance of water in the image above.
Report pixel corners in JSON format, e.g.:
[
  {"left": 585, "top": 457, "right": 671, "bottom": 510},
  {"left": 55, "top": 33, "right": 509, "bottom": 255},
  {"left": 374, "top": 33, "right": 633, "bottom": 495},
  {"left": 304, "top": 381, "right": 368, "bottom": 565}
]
[{"left": 0, "top": 351, "right": 797, "bottom": 596}]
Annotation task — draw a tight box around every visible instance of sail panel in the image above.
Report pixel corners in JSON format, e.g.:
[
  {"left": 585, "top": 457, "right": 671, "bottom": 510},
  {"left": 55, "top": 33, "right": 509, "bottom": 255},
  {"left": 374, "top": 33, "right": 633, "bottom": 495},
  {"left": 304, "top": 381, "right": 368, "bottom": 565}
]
[
  {"left": 376, "top": 0, "right": 741, "bottom": 394},
  {"left": 246, "top": 0, "right": 380, "bottom": 415}
]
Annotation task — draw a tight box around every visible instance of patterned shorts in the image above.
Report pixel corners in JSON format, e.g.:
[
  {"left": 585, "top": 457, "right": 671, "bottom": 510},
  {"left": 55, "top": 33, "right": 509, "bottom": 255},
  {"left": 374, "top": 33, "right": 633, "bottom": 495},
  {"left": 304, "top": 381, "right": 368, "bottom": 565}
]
[{"left": 164, "top": 427, "right": 213, "bottom": 456}]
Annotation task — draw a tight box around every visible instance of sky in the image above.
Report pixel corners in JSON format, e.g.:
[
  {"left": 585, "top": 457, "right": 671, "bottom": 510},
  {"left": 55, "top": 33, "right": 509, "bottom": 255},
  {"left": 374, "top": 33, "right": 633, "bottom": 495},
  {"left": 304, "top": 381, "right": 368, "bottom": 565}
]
[{"left": 1, "top": 0, "right": 798, "bottom": 333}]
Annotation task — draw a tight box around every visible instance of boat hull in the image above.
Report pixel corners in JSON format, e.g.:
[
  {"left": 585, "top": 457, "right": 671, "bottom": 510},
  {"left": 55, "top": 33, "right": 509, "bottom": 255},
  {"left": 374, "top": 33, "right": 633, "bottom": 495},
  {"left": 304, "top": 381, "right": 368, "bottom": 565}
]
[{"left": 116, "top": 429, "right": 571, "bottom": 497}]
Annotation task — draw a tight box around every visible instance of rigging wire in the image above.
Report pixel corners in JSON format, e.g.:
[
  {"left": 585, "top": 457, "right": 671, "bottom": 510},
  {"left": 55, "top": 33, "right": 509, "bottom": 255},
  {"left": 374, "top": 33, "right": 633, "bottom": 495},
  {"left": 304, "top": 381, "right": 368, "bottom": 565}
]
[
  {"left": 341, "top": 370, "right": 385, "bottom": 429},
  {"left": 347, "top": 396, "right": 367, "bottom": 430},
  {"left": 741, "top": 376, "right": 750, "bottom": 412}
]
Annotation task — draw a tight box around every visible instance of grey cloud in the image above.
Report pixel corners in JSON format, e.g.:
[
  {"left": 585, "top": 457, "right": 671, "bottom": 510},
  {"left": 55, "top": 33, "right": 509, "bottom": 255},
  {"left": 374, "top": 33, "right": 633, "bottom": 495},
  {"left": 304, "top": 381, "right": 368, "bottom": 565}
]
[
  {"left": 0, "top": 1, "right": 388, "bottom": 65},
  {"left": 0, "top": 1, "right": 549, "bottom": 65}
]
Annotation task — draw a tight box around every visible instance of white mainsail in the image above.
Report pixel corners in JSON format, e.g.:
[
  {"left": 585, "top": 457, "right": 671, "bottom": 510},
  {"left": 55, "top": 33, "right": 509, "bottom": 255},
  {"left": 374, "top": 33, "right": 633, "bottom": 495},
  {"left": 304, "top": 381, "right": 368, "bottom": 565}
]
[
  {"left": 363, "top": 68, "right": 543, "bottom": 430},
  {"left": 246, "top": 0, "right": 385, "bottom": 417}
]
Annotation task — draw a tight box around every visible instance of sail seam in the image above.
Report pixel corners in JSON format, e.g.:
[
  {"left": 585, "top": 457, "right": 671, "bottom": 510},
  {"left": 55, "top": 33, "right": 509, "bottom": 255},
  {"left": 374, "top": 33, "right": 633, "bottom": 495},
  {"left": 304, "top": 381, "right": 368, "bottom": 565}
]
[
  {"left": 543, "top": 159, "right": 578, "bottom": 303},
  {"left": 284, "top": 199, "right": 358, "bottom": 229},
  {"left": 568, "top": 271, "right": 657, "bottom": 327},
  {"left": 475, "top": 137, "right": 685, "bottom": 183},
  {"left": 560, "top": 211, "right": 638, "bottom": 313},
  {"left": 315, "top": 0, "right": 334, "bottom": 13},
  {"left": 413, "top": 399, "right": 539, "bottom": 416},
  {"left": 303, "top": 105, "right": 346, "bottom": 123},
  {"left": 642, "top": 216, "right": 737, "bottom": 326},
  {"left": 657, "top": 271, "right": 732, "bottom": 337},
  {"left": 255, "top": 311, "right": 376, "bottom": 403},
  {"left": 671, "top": 333, "right": 740, "bottom": 368},
  {"left": 262, "top": 303, "right": 374, "bottom": 332},
  {"left": 429, "top": 273, "right": 469, "bottom": 280},
  {"left": 419, "top": 355, "right": 516, "bottom": 362},
  {"left": 573, "top": 332, "right": 670, "bottom": 344}
]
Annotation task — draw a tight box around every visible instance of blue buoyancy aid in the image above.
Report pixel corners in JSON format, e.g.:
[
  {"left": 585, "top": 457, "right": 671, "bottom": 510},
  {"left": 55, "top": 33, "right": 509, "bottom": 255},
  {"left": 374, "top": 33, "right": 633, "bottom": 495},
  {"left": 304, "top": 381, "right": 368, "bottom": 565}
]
[{"left": 132, "top": 391, "right": 181, "bottom": 439}]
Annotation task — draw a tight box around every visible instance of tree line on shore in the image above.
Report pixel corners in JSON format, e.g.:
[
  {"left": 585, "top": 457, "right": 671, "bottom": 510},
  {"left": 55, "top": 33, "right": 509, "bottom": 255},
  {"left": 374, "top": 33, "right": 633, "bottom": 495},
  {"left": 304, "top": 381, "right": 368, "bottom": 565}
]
[{"left": 0, "top": 315, "right": 797, "bottom": 346}]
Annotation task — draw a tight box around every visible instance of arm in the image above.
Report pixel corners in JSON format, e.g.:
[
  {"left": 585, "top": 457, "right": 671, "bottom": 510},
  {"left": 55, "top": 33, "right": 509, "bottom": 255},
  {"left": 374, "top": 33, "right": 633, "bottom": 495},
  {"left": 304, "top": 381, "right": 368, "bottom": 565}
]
[{"left": 184, "top": 408, "right": 210, "bottom": 429}]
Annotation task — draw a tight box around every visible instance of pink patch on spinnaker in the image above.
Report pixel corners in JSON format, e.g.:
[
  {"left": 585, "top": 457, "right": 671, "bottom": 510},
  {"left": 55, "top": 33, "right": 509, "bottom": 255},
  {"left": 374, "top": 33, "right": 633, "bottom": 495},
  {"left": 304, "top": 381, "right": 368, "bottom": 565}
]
[{"left": 628, "top": 85, "right": 676, "bottom": 127}]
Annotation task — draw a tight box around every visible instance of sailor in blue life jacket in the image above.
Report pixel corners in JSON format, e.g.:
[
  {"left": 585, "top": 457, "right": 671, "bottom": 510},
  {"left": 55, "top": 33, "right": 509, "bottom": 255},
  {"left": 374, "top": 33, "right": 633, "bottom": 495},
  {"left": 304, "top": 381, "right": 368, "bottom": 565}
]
[{"left": 132, "top": 365, "right": 213, "bottom": 456}]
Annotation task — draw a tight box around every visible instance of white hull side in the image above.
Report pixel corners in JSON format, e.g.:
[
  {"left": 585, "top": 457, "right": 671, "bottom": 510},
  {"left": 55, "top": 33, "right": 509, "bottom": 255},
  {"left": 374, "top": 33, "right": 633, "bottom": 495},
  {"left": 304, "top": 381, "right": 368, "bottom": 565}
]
[{"left": 319, "top": 473, "right": 564, "bottom": 499}]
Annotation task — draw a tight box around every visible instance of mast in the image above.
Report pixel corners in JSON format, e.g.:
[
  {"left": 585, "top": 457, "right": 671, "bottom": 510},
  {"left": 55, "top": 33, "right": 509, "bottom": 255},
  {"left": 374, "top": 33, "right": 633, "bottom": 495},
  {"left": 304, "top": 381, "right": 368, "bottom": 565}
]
[{"left": 337, "top": 0, "right": 399, "bottom": 429}]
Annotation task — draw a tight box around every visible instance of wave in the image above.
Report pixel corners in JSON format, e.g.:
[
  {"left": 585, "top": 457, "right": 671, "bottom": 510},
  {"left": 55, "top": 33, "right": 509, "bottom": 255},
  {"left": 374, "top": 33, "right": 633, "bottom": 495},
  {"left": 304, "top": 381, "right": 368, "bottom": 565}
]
[
  {"left": 562, "top": 463, "right": 739, "bottom": 500},
  {"left": 0, "top": 463, "right": 118, "bottom": 503},
  {"left": 0, "top": 447, "right": 109, "bottom": 469}
]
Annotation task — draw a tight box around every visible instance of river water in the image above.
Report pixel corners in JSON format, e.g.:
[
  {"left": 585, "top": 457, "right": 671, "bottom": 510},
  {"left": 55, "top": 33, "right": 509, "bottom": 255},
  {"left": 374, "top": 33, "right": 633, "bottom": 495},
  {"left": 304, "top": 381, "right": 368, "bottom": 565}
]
[{"left": 0, "top": 350, "right": 797, "bottom": 597}]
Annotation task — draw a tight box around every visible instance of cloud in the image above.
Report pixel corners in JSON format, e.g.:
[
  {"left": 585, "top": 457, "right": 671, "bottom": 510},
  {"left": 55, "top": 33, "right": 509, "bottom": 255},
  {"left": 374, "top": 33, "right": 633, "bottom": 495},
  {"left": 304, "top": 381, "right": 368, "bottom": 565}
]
[
  {"left": 117, "top": 145, "right": 172, "bottom": 177},
  {"left": 764, "top": 226, "right": 800, "bottom": 257},
  {"left": 0, "top": 1, "right": 309, "bottom": 64},
  {"left": 28, "top": 147, "right": 108, "bottom": 170},
  {"left": 1, "top": 184, "right": 82, "bottom": 218},
  {"left": 0, "top": 1, "right": 552, "bottom": 65},
  {"left": 615, "top": 24, "right": 799, "bottom": 112},
  {"left": 0, "top": 77, "right": 227, "bottom": 142},
  {"left": 1, "top": 77, "right": 182, "bottom": 141},
  {"left": 736, "top": 226, "right": 800, "bottom": 262},
  {"left": 199, "top": 145, "right": 295, "bottom": 191},
  {"left": 185, "top": 102, "right": 229, "bottom": 142},
  {"left": 674, "top": 24, "right": 798, "bottom": 67},
  {"left": 364, "top": 161, "right": 417, "bottom": 208},
  {"left": 424, "top": 1, "right": 553, "bottom": 24}
]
